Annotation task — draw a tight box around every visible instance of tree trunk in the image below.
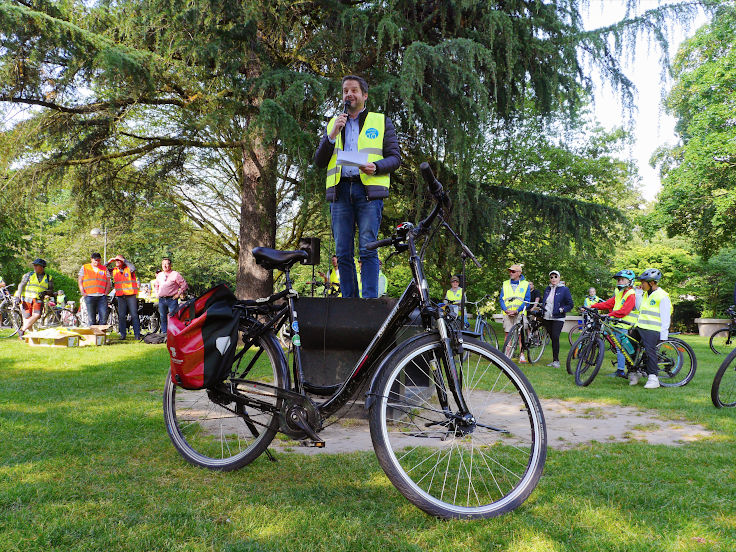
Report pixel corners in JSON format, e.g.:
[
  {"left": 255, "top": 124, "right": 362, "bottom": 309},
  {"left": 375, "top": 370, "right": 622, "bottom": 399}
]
[{"left": 236, "top": 141, "right": 276, "bottom": 299}]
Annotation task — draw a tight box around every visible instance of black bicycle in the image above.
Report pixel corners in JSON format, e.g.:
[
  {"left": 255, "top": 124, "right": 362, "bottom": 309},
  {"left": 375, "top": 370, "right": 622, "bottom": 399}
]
[
  {"left": 502, "top": 304, "right": 548, "bottom": 364},
  {"left": 162, "top": 163, "right": 547, "bottom": 519},
  {"left": 709, "top": 306, "right": 736, "bottom": 355},
  {"left": 711, "top": 346, "right": 736, "bottom": 407},
  {"left": 569, "top": 307, "right": 696, "bottom": 387}
]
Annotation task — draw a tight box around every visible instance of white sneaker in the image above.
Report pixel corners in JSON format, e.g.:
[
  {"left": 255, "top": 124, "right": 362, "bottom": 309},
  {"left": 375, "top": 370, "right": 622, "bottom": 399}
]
[
  {"left": 549, "top": 361, "right": 560, "bottom": 369},
  {"left": 519, "top": 354, "right": 528, "bottom": 364},
  {"left": 628, "top": 372, "right": 640, "bottom": 386},
  {"left": 644, "top": 374, "right": 660, "bottom": 389}
]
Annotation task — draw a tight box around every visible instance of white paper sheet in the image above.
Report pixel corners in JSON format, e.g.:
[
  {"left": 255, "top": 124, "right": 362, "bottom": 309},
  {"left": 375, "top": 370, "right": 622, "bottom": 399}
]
[{"left": 336, "top": 150, "right": 369, "bottom": 167}]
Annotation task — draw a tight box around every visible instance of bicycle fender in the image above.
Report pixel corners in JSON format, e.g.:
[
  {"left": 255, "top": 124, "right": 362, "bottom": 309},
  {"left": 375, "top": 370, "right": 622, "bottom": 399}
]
[{"left": 364, "top": 331, "right": 439, "bottom": 411}]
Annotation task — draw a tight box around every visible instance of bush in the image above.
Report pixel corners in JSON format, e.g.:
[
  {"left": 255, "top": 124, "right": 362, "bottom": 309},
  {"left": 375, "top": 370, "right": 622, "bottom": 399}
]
[
  {"left": 671, "top": 299, "right": 702, "bottom": 333},
  {"left": 46, "top": 268, "right": 81, "bottom": 305}
]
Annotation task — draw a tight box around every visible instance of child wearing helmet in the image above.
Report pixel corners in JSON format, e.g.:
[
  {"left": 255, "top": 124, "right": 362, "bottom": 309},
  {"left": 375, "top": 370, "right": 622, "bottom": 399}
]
[
  {"left": 589, "top": 269, "right": 638, "bottom": 380},
  {"left": 633, "top": 268, "right": 671, "bottom": 389}
]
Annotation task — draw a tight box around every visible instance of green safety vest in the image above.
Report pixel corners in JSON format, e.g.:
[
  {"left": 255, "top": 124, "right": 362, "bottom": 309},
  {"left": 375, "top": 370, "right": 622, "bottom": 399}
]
[
  {"left": 22, "top": 272, "right": 51, "bottom": 301},
  {"left": 502, "top": 280, "right": 529, "bottom": 310},
  {"left": 583, "top": 295, "right": 601, "bottom": 307},
  {"left": 636, "top": 288, "right": 670, "bottom": 332},
  {"left": 613, "top": 287, "right": 638, "bottom": 325},
  {"left": 445, "top": 287, "right": 463, "bottom": 303},
  {"left": 325, "top": 112, "right": 389, "bottom": 201}
]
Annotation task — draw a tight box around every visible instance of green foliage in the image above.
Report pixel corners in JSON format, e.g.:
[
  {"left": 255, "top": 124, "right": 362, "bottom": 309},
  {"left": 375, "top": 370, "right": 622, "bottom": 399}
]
[
  {"left": 655, "top": 3, "right": 736, "bottom": 258},
  {"left": 45, "top": 267, "right": 80, "bottom": 305}
]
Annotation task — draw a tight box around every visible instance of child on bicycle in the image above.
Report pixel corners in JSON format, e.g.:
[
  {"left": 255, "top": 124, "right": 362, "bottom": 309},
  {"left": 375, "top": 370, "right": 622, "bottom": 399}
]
[
  {"left": 632, "top": 268, "right": 671, "bottom": 389},
  {"left": 589, "top": 269, "right": 638, "bottom": 381}
]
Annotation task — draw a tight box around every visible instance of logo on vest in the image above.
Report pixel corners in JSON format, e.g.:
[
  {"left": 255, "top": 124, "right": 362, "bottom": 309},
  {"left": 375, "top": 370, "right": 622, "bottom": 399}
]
[{"left": 365, "top": 127, "right": 379, "bottom": 139}]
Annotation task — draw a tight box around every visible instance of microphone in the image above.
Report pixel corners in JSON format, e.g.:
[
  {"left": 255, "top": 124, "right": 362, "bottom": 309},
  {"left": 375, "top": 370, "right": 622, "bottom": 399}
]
[{"left": 342, "top": 100, "right": 351, "bottom": 114}]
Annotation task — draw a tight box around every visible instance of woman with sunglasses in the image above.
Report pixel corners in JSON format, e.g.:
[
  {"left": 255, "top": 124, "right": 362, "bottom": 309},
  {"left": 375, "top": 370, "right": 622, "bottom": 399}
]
[{"left": 541, "top": 271, "right": 574, "bottom": 368}]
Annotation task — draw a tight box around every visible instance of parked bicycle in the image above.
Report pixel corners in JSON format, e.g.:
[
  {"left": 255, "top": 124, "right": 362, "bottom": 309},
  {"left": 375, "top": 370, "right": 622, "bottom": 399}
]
[
  {"left": 0, "top": 285, "right": 23, "bottom": 337},
  {"left": 162, "top": 163, "right": 547, "bottom": 519},
  {"left": 34, "top": 295, "right": 79, "bottom": 329},
  {"left": 709, "top": 306, "right": 736, "bottom": 355},
  {"left": 502, "top": 303, "right": 548, "bottom": 363},
  {"left": 569, "top": 306, "right": 696, "bottom": 387},
  {"left": 463, "top": 294, "right": 499, "bottom": 348},
  {"left": 711, "top": 346, "right": 736, "bottom": 407}
]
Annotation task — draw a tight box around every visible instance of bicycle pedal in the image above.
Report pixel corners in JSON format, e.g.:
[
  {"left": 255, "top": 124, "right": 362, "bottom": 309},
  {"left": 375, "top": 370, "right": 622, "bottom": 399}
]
[{"left": 298, "top": 440, "right": 326, "bottom": 448}]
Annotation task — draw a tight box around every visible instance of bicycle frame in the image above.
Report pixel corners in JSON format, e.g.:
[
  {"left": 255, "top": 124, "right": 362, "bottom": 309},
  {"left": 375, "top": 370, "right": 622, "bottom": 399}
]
[{"left": 233, "top": 202, "right": 474, "bottom": 430}]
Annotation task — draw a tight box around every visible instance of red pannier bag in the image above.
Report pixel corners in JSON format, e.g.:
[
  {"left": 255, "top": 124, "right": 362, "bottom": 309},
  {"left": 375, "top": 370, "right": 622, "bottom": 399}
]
[{"left": 167, "top": 284, "right": 240, "bottom": 390}]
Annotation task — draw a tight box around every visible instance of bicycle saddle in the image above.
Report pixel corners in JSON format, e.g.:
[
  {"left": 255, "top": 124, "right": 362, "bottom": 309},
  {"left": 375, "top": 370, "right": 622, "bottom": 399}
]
[{"left": 252, "top": 247, "right": 308, "bottom": 270}]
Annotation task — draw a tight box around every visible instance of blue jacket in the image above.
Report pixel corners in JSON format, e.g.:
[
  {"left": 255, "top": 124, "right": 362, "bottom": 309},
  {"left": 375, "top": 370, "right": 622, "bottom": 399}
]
[{"left": 541, "top": 285, "right": 574, "bottom": 319}]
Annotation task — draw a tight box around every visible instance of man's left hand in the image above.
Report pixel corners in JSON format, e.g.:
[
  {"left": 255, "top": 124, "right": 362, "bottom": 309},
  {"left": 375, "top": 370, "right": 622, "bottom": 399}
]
[{"left": 361, "top": 162, "right": 377, "bottom": 175}]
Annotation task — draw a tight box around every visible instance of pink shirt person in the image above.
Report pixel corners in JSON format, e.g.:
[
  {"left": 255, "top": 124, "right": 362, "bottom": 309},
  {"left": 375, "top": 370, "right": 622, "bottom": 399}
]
[{"left": 154, "top": 261, "right": 188, "bottom": 299}]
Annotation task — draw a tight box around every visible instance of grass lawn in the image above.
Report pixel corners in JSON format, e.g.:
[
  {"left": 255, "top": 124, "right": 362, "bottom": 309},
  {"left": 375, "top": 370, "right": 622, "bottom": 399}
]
[{"left": 1, "top": 330, "right": 735, "bottom": 551}]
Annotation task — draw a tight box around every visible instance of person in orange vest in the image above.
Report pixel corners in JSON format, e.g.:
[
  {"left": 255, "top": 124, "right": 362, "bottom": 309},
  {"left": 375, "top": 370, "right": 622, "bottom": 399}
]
[
  {"left": 108, "top": 254, "right": 141, "bottom": 340},
  {"left": 78, "top": 252, "right": 112, "bottom": 326}
]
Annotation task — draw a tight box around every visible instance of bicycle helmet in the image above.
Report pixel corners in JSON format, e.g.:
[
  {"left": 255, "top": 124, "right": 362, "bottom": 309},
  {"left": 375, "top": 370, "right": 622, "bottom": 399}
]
[
  {"left": 612, "top": 269, "right": 635, "bottom": 288},
  {"left": 637, "top": 268, "right": 662, "bottom": 282}
]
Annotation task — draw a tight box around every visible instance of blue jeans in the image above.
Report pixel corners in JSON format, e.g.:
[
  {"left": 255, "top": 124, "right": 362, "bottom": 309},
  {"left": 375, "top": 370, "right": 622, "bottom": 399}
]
[
  {"left": 329, "top": 179, "right": 383, "bottom": 298},
  {"left": 158, "top": 297, "right": 179, "bottom": 334},
  {"left": 117, "top": 295, "right": 141, "bottom": 339},
  {"left": 85, "top": 295, "right": 108, "bottom": 326}
]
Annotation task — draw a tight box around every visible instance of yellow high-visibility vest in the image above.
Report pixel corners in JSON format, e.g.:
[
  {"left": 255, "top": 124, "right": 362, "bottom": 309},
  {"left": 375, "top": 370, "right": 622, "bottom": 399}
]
[
  {"left": 637, "top": 288, "right": 670, "bottom": 331},
  {"left": 325, "top": 112, "right": 389, "bottom": 200}
]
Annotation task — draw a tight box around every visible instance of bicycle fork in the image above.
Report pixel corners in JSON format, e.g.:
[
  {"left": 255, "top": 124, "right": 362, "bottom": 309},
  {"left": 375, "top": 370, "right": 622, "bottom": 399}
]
[{"left": 432, "top": 317, "right": 475, "bottom": 430}]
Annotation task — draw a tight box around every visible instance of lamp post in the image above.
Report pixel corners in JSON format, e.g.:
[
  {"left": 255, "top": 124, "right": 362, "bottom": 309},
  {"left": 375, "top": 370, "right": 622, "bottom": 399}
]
[{"left": 90, "top": 225, "right": 107, "bottom": 261}]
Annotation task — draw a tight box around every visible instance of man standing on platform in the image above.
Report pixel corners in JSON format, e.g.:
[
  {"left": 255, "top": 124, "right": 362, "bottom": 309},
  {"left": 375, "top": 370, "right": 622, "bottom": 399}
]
[
  {"left": 78, "top": 252, "right": 112, "bottom": 326},
  {"left": 314, "top": 75, "right": 401, "bottom": 298},
  {"left": 154, "top": 257, "right": 187, "bottom": 334}
]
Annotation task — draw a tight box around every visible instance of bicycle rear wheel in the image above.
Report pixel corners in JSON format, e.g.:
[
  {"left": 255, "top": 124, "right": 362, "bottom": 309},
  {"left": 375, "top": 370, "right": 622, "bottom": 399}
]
[
  {"left": 568, "top": 326, "right": 582, "bottom": 346},
  {"left": 369, "top": 334, "right": 546, "bottom": 519},
  {"left": 657, "top": 338, "right": 696, "bottom": 387},
  {"left": 527, "top": 326, "right": 547, "bottom": 363},
  {"left": 163, "top": 330, "right": 287, "bottom": 470},
  {"left": 712, "top": 347, "right": 736, "bottom": 407},
  {"left": 709, "top": 327, "right": 735, "bottom": 355},
  {"left": 502, "top": 323, "right": 522, "bottom": 359},
  {"left": 575, "top": 336, "right": 604, "bottom": 386},
  {"left": 479, "top": 320, "right": 499, "bottom": 349}
]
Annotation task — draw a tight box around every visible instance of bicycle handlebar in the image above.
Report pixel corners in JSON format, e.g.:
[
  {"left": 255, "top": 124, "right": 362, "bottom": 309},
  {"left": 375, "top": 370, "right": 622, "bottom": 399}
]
[{"left": 366, "top": 238, "right": 394, "bottom": 251}]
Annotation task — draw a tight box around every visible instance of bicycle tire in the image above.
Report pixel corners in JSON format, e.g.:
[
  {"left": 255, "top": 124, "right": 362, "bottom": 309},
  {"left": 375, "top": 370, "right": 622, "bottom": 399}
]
[
  {"left": 60, "top": 308, "right": 79, "bottom": 327},
  {"left": 369, "top": 333, "right": 546, "bottom": 519},
  {"left": 9, "top": 308, "right": 22, "bottom": 336},
  {"left": 480, "top": 320, "right": 499, "bottom": 349},
  {"left": 566, "top": 334, "right": 585, "bottom": 375},
  {"left": 657, "top": 338, "right": 696, "bottom": 387},
  {"left": 574, "top": 336, "right": 604, "bottom": 386},
  {"left": 502, "top": 323, "right": 522, "bottom": 359},
  {"left": 527, "top": 326, "right": 547, "bottom": 363},
  {"left": 711, "top": 347, "right": 736, "bottom": 407},
  {"left": 163, "top": 329, "right": 287, "bottom": 470},
  {"left": 709, "top": 327, "right": 735, "bottom": 355},
  {"left": 567, "top": 326, "right": 582, "bottom": 346},
  {"left": 41, "top": 308, "right": 62, "bottom": 328}
]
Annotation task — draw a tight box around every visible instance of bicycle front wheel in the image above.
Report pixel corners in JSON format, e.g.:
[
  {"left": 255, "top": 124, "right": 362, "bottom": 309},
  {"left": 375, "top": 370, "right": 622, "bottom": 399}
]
[
  {"left": 163, "top": 330, "right": 287, "bottom": 470},
  {"left": 479, "top": 320, "right": 499, "bottom": 349},
  {"left": 709, "top": 327, "right": 735, "bottom": 355},
  {"left": 369, "top": 334, "right": 547, "bottom": 519},
  {"left": 527, "top": 326, "right": 547, "bottom": 363},
  {"left": 575, "top": 336, "right": 604, "bottom": 386},
  {"left": 712, "top": 347, "right": 736, "bottom": 407},
  {"left": 657, "top": 338, "right": 696, "bottom": 387}
]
